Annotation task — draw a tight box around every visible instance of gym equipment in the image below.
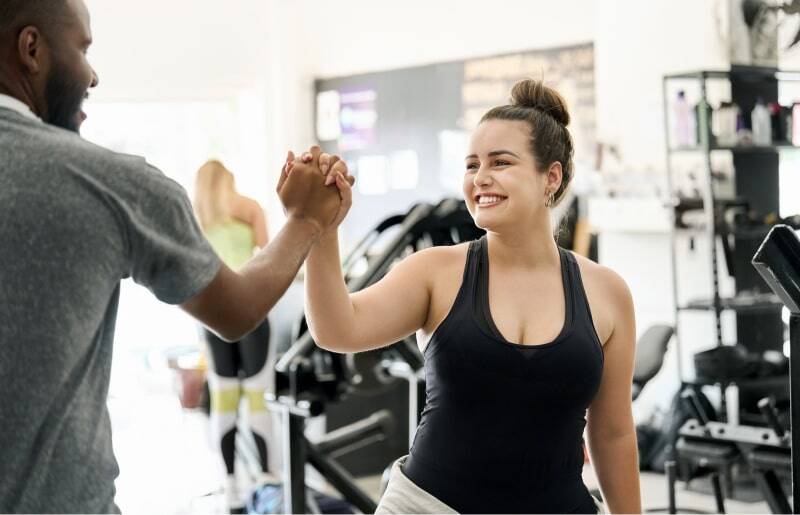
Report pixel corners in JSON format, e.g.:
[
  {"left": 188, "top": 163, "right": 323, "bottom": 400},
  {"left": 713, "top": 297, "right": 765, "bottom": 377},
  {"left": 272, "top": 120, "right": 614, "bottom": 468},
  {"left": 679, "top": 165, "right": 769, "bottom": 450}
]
[
  {"left": 693, "top": 344, "right": 788, "bottom": 386},
  {"left": 670, "top": 390, "right": 792, "bottom": 514},
  {"left": 666, "top": 225, "right": 800, "bottom": 513},
  {"left": 632, "top": 325, "right": 674, "bottom": 401},
  {"left": 265, "top": 397, "right": 393, "bottom": 514},
  {"left": 753, "top": 224, "right": 800, "bottom": 513},
  {"left": 270, "top": 199, "right": 484, "bottom": 514},
  {"left": 748, "top": 397, "right": 792, "bottom": 514},
  {"left": 670, "top": 389, "right": 739, "bottom": 514}
]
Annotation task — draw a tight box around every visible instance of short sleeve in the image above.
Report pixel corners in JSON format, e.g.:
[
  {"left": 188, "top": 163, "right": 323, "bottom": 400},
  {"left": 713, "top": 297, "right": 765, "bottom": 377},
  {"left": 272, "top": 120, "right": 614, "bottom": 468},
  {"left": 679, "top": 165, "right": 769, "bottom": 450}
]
[{"left": 121, "top": 163, "right": 221, "bottom": 304}]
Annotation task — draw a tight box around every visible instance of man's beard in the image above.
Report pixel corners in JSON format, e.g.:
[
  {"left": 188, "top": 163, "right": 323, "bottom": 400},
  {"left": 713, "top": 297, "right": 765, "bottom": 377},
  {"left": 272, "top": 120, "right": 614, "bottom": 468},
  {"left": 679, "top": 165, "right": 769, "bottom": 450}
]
[{"left": 43, "top": 61, "right": 87, "bottom": 134}]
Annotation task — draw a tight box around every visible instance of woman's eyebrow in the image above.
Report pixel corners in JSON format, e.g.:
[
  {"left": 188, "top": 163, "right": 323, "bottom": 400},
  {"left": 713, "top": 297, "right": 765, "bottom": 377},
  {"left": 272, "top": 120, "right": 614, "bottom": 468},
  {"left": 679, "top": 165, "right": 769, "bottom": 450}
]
[{"left": 464, "top": 150, "right": 521, "bottom": 160}]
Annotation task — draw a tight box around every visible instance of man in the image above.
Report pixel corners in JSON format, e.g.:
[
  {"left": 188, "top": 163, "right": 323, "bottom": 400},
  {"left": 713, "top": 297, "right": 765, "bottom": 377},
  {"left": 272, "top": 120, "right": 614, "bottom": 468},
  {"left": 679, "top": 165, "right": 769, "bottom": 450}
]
[{"left": 0, "top": 0, "right": 351, "bottom": 512}]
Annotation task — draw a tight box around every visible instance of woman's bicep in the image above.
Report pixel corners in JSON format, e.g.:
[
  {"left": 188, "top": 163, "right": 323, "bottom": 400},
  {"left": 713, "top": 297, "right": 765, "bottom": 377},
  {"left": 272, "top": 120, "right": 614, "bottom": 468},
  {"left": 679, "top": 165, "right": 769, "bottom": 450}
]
[
  {"left": 346, "top": 253, "right": 434, "bottom": 351},
  {"left": 587, "top": 274, "right": 637, "bottom": 438}
]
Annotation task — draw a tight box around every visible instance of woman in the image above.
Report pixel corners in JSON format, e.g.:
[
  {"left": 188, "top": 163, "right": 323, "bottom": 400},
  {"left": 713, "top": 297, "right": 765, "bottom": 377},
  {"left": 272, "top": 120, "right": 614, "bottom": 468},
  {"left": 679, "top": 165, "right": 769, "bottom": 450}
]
[
  {"left": 303, "top": 79, "right": 641, "bottom": 513},
  {"left": 194, "top": 160, "right": 272, "bottom": 511}
]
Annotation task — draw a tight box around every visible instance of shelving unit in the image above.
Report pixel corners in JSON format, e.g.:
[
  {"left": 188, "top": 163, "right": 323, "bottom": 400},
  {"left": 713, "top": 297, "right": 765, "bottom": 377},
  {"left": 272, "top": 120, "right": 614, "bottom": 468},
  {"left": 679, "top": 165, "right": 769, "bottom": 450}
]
[{"left": 663, "top": 66, "right": 799, "bottom": 383}]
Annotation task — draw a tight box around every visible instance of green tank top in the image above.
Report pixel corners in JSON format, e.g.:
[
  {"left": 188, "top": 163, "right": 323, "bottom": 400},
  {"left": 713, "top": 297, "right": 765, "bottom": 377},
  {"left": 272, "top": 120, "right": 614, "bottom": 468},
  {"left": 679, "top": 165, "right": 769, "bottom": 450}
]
[{"left": 205, "top": 220, "right": 256, "bottom": 270}]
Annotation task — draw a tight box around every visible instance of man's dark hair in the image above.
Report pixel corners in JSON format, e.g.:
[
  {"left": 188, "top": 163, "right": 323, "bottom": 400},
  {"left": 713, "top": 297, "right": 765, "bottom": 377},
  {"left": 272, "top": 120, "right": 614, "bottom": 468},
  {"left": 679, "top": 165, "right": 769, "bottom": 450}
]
[{"left": 0, "top": 0, "right": 68, "bottom": 43}]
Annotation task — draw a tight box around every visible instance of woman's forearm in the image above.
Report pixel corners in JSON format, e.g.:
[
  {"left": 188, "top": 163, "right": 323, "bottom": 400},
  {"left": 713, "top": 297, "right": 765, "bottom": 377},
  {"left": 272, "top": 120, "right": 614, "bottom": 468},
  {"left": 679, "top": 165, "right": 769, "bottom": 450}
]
[
  {"left": 304, "top": 230, "right": 358, "bottom": 350},
  {"left": 588, "top": 431, "right": 641, "bottom": 514}
]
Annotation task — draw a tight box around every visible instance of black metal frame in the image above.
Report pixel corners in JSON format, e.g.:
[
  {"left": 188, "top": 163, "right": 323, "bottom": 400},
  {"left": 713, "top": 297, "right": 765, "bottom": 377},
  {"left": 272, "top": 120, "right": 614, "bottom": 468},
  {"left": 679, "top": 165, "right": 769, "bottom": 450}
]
[
  {"left": 660, "top": 226, "right": 799, "bottom": 514},
  {"left": 752, "top": 224, "right": 800, "bottom": 513},
  {"left": 267, "top": 396, "right": 391, "bottom": 514}
]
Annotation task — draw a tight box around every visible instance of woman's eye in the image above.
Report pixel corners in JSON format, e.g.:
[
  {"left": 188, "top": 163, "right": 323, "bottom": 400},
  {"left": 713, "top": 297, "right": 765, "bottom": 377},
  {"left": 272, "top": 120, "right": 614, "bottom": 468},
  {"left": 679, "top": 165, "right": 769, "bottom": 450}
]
[
  {"left": 494, "top": 160, "right": 510, "bottom": 167},
  {"left": 465, "top": 163, "right": 478, "bottom": 172}
]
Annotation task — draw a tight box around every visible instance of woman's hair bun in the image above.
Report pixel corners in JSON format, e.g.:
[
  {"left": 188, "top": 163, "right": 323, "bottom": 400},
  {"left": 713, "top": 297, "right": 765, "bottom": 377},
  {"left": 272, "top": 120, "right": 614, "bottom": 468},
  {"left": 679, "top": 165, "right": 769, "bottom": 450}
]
[{"left": 509, "top": 79, "right": 570, "bottom": 126}]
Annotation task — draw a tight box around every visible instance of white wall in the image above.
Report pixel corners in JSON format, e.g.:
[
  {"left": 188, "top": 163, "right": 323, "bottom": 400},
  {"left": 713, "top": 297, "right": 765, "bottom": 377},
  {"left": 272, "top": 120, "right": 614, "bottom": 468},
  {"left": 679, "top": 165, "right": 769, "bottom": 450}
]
[
  {"left": 295, "top": 0, "right": 727, "bottom": 169},
  {"left": 594, "top": 0, "right": 727, "bottom": 170},
  {"left": 85, "top": 0, "right": 270, "bottom": 102},
  {"left": 295, "top": 0, "right": 596, "bottom": 79},
  {"left": 280, "top": 0, "right": 595, "bottom": 150},
  {"left": 83, "top": 0, "right": 733, "bottom": 195}
]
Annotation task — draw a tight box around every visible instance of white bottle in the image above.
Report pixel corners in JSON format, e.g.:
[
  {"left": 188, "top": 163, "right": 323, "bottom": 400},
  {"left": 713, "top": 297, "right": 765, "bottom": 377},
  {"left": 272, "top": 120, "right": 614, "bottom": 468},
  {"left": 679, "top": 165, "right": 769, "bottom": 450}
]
[
  {"left": 673, "top": 90, "right": 692, "bottom": 147},
  {"left": 713, "top": 102, "right": 739, "bottom": 147},
  {"left": 751, "top": 98, "right": 772, "bottom": 146}
]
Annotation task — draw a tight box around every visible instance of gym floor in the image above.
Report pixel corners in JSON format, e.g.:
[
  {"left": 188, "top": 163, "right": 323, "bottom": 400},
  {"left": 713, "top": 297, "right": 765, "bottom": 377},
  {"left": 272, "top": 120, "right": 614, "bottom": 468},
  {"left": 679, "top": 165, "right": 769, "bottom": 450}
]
[{"left": 109, "top": 358, "right": 773, "bottom": 515}]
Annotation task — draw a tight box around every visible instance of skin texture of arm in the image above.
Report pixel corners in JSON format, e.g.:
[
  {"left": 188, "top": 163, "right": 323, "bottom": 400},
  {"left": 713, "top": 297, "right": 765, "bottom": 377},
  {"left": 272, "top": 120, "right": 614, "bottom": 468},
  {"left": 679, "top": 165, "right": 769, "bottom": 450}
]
[
  {"left": 182, "top": 216, "right": 320, "bottom": 341},
  {"left": 304, "top": 231, "right": 439, "bottom": 353},
  {"left": 585, "top": 267, "right": 642, "bottom": 514}
]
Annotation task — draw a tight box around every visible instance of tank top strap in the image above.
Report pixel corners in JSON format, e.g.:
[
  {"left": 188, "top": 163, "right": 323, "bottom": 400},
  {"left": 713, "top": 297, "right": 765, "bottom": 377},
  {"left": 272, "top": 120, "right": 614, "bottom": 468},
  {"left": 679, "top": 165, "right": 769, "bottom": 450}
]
[
  {"left": 560, "top": 249, "right": 601, "bottom": 343},
  {"left": 473, "top": 236, "right": 504, "bottom": 337},
  {"left": 462, "top": 236, "right": 485, "bottom": 304}
]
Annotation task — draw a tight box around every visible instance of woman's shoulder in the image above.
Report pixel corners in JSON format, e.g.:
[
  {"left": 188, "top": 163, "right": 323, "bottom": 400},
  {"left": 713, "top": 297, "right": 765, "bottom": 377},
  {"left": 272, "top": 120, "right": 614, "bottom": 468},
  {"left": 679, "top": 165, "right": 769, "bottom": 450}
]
[
  {"left": 232, "top": 195, "right": 262, "bottom": 213},
  {"left": 392, "top": 241, "right": 472, "bottom": 282},
  {"left": 569, "top": 252, "right": 634, "bottom": 341},
  {"left": 230, "top": 195, "right": 265, "bottom": 224},
  {"left": 570, "top": 253, "right": 630, "bottom": 297},
  {"left": 406, "top": 241, "right": 471, "bottom": 267}
]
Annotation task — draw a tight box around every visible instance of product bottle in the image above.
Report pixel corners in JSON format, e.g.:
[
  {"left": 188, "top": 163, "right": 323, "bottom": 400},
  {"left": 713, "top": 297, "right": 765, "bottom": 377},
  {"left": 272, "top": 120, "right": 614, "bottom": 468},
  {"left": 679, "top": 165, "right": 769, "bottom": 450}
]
[
  {"left": 712, "top": 102, "right": 728, "bottom": 145},
  {"left": 751, "top": 98, "right": 772, "bottom": 146},
  {"left": 735, "top": 104, "right": 746, "bottom": 144},
  {"left": 695, "top": 98, "right": 712, "bottom": 147},
  {"left": 768, "top": 102, "right": 782, "bottom": 142},
  {"left": 673, "top": 90, "right": 692, "bottom": 147},
  {"left": 713, "top": 102, "right": 739, "bottom": 147}
]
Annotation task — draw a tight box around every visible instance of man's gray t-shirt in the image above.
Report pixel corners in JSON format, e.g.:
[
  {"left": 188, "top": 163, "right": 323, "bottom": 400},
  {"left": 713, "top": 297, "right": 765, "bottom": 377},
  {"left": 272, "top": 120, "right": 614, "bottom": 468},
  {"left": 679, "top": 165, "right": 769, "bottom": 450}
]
[{"left": 0, "top": 108, "right": 221, "bottom": 513}]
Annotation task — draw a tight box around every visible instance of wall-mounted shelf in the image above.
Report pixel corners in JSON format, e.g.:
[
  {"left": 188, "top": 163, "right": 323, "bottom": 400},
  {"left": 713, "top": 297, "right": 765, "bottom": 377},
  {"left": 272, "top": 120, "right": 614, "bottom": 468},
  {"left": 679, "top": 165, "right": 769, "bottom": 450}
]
[
  {"left": 669, "top": 143, "right": 800, "bottom": 154},
  {"left": 665, "top": 68, "right": 800, "bottom": 82},
  {"left": 663, "top": 65, "right": 795, "bottom": 384},
  {"left": 679, "top": 294, "right": 784, "bottom": 314}
]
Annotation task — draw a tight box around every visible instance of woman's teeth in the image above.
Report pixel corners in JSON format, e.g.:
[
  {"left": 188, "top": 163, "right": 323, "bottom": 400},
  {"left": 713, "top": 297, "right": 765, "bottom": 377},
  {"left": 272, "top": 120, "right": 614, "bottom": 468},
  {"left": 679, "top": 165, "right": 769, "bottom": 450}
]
[{"left": 479, "top": 196, "right": 503, "bottom": 205}]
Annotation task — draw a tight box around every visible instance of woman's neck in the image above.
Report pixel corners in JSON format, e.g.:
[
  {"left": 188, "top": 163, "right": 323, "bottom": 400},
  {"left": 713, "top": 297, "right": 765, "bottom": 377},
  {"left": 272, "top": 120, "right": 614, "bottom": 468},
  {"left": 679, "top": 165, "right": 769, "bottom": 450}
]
[{"left": 485, "top": 216, "right": 560, "bottom": 269}]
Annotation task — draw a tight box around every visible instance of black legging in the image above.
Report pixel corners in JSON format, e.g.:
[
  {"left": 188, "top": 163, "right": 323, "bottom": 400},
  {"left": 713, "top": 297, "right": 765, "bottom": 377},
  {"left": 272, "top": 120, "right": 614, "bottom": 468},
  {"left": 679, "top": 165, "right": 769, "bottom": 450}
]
[{"left": 204, "top": 319, "right": 271, "bottom": 475}]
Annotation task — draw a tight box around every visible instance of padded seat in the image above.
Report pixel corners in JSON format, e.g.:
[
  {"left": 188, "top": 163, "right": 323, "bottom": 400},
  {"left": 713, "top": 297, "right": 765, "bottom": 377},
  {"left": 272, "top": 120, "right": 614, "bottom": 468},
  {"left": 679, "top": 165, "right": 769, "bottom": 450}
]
[
  {"left": 748, "top": 447, "right": 791, "bottom": 470},
  {"left": 632, "top": 325, "right": 674, "bottom": 400},
  {"left": 677, "top": 438, "right": 739, "bottom": 464}
]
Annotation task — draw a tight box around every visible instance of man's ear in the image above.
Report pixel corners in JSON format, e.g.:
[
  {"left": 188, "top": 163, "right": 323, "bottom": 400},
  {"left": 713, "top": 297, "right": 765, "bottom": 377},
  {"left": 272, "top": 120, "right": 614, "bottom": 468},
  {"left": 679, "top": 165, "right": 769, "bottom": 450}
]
[{"left": 17, "top": 26, "right": 47, "bottom": 75}]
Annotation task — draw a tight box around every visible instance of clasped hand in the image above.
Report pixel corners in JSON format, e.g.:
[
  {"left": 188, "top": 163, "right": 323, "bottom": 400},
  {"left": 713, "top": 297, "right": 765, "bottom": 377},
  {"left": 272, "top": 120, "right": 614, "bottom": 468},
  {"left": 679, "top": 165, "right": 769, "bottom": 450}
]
[{"left": 276, "top": 145, "right": 355, "bottom": 236}]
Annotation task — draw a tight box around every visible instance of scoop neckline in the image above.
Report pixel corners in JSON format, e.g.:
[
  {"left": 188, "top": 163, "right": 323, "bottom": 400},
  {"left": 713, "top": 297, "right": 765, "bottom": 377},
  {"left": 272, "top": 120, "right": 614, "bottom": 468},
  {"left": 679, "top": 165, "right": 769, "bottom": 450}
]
[{"left": 477, "top": 236, "right": 574, "bottom": 349}]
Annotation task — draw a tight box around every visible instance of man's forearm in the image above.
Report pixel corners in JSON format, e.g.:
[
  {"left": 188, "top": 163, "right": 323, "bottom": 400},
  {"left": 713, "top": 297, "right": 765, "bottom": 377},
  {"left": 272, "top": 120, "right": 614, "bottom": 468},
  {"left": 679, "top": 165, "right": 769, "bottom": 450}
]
[
  {"left": 236, "top": 217, "right": 321, "bottom": 323},
  {"left": 181, "top": 216, "right": 320, "bottom": 341}
]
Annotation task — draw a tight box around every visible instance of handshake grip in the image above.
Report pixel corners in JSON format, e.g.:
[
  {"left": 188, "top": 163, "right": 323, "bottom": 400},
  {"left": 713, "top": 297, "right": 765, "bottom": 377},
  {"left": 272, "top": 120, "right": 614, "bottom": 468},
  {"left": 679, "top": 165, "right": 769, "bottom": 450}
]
[
  {"left": 278, "top": 159, "right": 354, "bottom": 232},
  {"left": 279, "top": 161, "right": 345, "bottom": 233}
]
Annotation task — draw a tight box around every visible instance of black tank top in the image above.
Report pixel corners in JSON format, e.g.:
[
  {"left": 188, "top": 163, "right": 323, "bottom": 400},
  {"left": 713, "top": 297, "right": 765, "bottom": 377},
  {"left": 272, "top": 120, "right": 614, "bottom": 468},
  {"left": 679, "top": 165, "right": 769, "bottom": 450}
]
[{"left": 403, "top": 236, "right": 605, "bottom": 514}]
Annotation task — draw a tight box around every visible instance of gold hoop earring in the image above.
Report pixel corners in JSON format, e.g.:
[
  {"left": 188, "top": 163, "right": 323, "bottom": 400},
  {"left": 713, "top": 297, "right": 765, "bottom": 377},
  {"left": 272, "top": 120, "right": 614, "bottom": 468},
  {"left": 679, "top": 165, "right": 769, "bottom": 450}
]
[{"left": 546, "top": 191, "right": 555, "bottom": 208}]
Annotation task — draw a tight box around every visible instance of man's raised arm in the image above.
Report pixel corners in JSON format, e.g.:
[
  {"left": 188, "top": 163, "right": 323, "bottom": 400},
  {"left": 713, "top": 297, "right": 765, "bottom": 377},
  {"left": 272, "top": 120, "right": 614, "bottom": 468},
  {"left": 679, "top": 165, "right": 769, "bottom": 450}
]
[{"left": 182, "top": 147, "right": 353, "bottom": 341}]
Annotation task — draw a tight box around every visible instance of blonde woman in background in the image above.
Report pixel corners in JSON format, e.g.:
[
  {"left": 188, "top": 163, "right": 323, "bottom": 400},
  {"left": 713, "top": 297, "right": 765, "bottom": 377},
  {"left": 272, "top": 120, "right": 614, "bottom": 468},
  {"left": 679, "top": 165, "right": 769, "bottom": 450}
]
[{"left": 195, "top": 160, "right": 271, "bottom": 513}]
